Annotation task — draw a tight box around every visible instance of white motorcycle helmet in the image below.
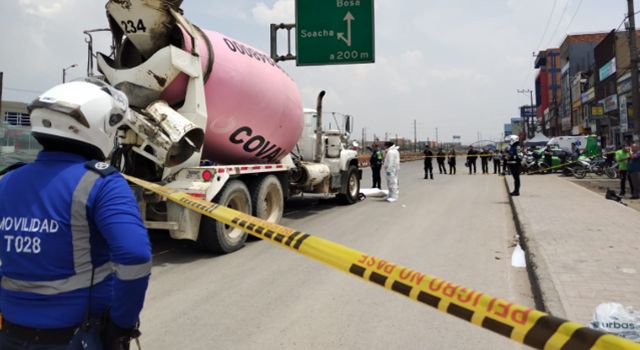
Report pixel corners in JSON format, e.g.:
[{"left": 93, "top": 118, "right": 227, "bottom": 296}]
[
  {"left": 505, "top": 135, "right": 519, "bottom": 146},
  {"left": 29, "top": 78, "right": 129, "bottom": 160}
]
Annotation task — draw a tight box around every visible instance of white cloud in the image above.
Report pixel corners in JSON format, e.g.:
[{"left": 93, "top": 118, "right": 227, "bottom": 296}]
[
  {"left": 252, "top": 0, "right": 294, "bottom": 25},
  {"left": 206, "top": 5, "right": 249, "bottom": 21},
  {"left": 18, "top": 0, "right": 69, "bottom": 17}
]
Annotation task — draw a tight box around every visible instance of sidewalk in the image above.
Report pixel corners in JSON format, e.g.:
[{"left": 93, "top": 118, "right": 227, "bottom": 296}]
[{"left": 505, "top": 174, "right": 640, "bottom": 324}]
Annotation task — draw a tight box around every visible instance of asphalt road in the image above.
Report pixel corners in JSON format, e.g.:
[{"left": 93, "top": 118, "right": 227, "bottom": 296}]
[{"left": 141, "top": 159, "right": 533, "bottom": 349}]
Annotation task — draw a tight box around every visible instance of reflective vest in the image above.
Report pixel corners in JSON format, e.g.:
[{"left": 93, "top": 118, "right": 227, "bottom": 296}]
[{"left": 0, "top": 151, "right": 151, "bottom": 329}]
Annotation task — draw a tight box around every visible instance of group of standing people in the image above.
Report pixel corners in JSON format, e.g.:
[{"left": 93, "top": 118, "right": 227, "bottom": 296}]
[
  {"left": 465, "top": 146, "right": 511, "bottom": 175},
  {"left": 368, "top": 136, "right": 523, "bottom": 202},
  {"left": 423, "top": 146, "right": 456, "bottom": 179}
]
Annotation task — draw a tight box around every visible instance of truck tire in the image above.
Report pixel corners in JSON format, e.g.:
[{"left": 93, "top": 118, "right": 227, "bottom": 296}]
[
  {"left": 250, "top": 175, "right": 284, "bottom": 224},
  {"left": 338, "top": 165, "right": 360, "bottom": 204},
  {"left": 197, "top": 180, "right": 252, "bottom": 254}
]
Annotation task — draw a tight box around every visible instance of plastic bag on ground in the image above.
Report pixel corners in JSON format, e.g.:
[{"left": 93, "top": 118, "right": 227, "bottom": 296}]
[
  {"left": 511, "top": 244, "right": 526, "bottom": 268},
  {"left": 590, "top": 302, "right": 640, "bottom": 342},
  {"left": 360, "top": 188, "right": 388, "bottom": 198}
]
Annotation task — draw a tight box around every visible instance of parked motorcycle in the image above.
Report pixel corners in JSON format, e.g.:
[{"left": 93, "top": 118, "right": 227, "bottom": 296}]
[
  {"left": 522, "top": 151, "right": 549, "bottom": 174},
  {"left": 573, "top": 156, "right": 613, "bottom": 179}
]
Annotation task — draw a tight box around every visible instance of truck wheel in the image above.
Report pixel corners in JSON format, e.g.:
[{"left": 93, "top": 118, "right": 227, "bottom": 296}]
[
  {"left": 250, "top": 175, "right": 284, "bottom": 224},
  {"left": 197, "top": 180, "right": 252, "bottom": 254},
  {"left": 338, "top": 165, "right": 360, "bottom": 204}
]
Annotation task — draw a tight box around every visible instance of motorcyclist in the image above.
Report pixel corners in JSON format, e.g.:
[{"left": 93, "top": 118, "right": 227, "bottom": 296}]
[{"left": 0, "top": 79, "right": 151, "bottom": 350}]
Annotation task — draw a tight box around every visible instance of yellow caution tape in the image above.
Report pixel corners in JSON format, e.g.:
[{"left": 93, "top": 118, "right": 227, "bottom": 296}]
[{"left": 124, "top": 174, "right": 640, "bottom": 350}]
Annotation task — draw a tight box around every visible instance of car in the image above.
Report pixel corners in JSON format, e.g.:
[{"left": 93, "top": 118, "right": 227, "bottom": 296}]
[{"left": 532, "top": 147, "right": 571, "bottom": 171}]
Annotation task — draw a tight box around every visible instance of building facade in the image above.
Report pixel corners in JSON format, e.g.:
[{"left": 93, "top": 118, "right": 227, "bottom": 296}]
[
  {"left": 535, "top": 49, "right": 561, "bottom": 136},
  {"left": 558, "top": 33, "right": 608, "bottom": 136},
  {"left": 593, "top": 29, "right": 640, "bottom": 147},
  {"left": 0, "top": 101, "right": 40, "bottom": 167}
]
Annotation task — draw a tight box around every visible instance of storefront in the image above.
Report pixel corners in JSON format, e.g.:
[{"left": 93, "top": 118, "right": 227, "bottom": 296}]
[{"left": 616, "top": 72, "right": 637, "bottom": 145}]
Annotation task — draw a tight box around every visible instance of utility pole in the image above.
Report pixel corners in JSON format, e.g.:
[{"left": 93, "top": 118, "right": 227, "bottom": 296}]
[
  {"left": 0, "top": 72, "right": 3, "bottom": 106},
  {"left": 627, "top": 0, "right": 640, "bottom": 137},
  {"left": 435, "top": 127, "right": 439, "bottom": 146},
  {"left": 361, "top": 127, "right": 366, "bottom": 150},
  {"left": 413, "top": 120, "right": 417, "bottom": 152},
  {"left": 517, "top": 88, "right": 535, "bottom": 139}
]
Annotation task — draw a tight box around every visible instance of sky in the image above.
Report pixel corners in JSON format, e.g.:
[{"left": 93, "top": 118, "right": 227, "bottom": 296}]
[{"left": 0, "top": 0, "right": 636, "bottom": 144}]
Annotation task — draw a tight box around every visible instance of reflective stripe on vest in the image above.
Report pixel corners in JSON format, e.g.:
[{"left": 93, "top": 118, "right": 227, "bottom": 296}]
[
  {"left": 1, "top": 170, "right": 110, "bottom": 295},
  {"left": 114, "top": 261, "right": 151, "bottom": 281},
  {"left": 72, "top": 171, "right": 99, "bottom": 274},
  {"left": 1, "top": 262, "right": 113, "bottom": 295}
]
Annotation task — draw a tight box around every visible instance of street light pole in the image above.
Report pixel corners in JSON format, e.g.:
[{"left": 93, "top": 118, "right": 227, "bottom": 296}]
[{"left": 62, "top": 64, "right": 79, "bottom": 83}]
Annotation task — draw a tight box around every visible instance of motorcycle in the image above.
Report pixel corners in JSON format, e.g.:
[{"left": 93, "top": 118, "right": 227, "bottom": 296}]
[
  {"left": 572, "top": 156, "right": 613, "bottom": 179},
  {"left": 522, "top": 151, "right": 549, "bottom": 174}
]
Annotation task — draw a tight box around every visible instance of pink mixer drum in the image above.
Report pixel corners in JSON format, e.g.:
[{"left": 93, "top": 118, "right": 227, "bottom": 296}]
[{"left": 161, "top": 29, "right": 303, "bottom": 164}]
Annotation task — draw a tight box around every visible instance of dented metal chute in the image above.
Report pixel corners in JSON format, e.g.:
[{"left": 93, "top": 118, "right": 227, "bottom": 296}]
[{"left": 121, "top": 101, "right": 204, "bottom": 167}]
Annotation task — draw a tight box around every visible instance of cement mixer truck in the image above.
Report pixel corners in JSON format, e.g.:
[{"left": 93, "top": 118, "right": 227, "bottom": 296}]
[{"left": 92, "top": 0, "right": 361, "bottom": 253}]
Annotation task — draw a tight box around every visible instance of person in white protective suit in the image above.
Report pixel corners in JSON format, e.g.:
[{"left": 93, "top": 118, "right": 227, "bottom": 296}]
[{"left": 383, "top": 141, "right": 400, "bottom": 202}]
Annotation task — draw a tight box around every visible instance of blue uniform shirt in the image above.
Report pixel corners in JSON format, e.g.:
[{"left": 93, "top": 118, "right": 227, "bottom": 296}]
[{"left": 0, "top": 151, "right": 151, "bottom": 329}]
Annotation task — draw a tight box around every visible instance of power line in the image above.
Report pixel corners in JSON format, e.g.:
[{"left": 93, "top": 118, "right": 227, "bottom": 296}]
[
  {"left": 522, "top": 0, "right": 561, "bottom": 90},
  {"left": 563, "top": 0, "right": 585, "bottom": 35},
  {"left": 546, "top": 0, "right": 572, "bottom": 47},
  {"left": 534, "top": 0, "right": 560, "bottom": 51},
  {"left": 615, "top": 10, "right": 640, "bottom": 32}
]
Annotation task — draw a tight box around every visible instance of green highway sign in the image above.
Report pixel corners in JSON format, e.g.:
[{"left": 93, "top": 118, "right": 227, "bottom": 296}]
[{"left": 295, "top": 0, "right": 375, "bottom": 66}]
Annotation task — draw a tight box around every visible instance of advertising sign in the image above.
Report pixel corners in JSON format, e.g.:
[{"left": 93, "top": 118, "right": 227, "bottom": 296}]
[
  {"left": 598, "top": 58, "right": 616, "bottom": 81},
  {"left": 602, "top": 95, "right": 618, "bottom": 113},
  {"left": 620, "top": 95, "right": 628, "bottom": 132}
]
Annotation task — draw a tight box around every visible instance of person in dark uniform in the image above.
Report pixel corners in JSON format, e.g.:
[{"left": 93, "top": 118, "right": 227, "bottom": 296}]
[
  {"left": 423, "top": 145, "right": 434, "bottom": 179},
  {"left": 0, "top": 80, "right": 151, "bottom": 350},
  {"left": 448, "top": 149, "right": 456, "bottom": 175},
  {"left": 543, "top": 145, "right": 553, "bottom": 173},
  {"left": 436, "top": 148, "right": 447, "bottom": 174},
  {"left": 466, "top": 146, "right": 477, "bottom": 174},
  {"left": 368, "top": 143, "right": 383, "bottom": 189},
  {"left": 492, "top": 149, "right": 502, "bottom": 174},
  {"left": 502, "top": 149, "right": 509, "bottom": 175},
  {"left": 506, "top": 135, "right": 522, "bottom": 196},
  {"left": 480, "top": 148, "right": 490, "bottom": 174}
]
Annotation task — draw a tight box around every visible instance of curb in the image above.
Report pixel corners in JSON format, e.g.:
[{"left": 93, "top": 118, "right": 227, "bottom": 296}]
[{"left": 503, "top": 176, "right": 567, "bottom": 317}]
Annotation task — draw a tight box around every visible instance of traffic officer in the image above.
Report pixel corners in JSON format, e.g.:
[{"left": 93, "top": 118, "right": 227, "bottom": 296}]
[
  {"left": 368, "top": 143, "right": 383, "bottom": 189},
  {"left": 505, "top": 135, "right": 522, "bottom": 196},
  {"left": 436, "top": 148, "right": 447, "bottom": 174},
  {"left": 423, "top": 145, "right": 434, "bottom": 179},
  {"left": 0, "top": 79, "right": 151, "bottom": 349}
]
